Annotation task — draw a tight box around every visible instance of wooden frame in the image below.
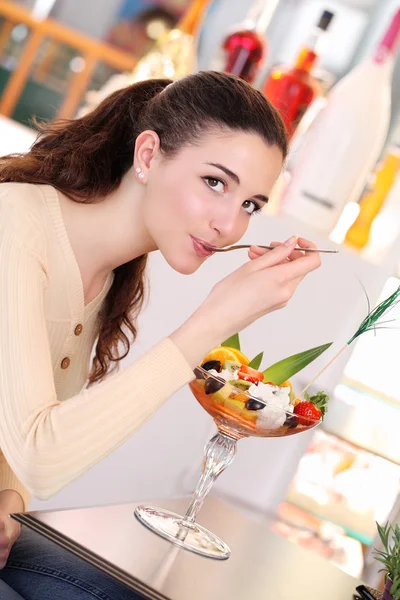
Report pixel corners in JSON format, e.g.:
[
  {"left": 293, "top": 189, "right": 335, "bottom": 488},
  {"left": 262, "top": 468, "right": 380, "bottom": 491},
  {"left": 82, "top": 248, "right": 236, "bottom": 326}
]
[{"left": 0, "top": 1, "right": 137, "bottom": 120}]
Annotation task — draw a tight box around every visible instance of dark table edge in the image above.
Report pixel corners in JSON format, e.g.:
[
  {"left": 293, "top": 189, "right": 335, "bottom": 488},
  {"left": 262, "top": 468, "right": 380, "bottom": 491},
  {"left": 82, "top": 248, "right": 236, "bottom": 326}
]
[{"left": 11, "top": 512, "right": 169, "bottom": 600}]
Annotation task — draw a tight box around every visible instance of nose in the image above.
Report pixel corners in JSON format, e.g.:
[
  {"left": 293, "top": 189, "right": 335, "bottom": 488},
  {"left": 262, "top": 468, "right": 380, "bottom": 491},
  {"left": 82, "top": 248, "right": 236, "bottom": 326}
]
[{"left": 210, "top": 203, "right": 241, "bottom": 241}]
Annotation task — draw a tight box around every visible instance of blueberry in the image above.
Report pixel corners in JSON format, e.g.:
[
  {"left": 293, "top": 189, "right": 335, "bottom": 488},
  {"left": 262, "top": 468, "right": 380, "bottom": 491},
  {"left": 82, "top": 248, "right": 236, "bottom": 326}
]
[
  {"left": 205, "top": 376, "right": 226, "bottom": 395},
  {"left": 284, "top": 414, "right": 298, "bottom": 429},
  {"left": 194, "top": 367, "right": 205, "bottom": 380},
  {"left": 201, "top": 360, "right": 222, "bottom": 372},
  {"left": 246, "top": 398, "right": 265, "bottom": 411}
]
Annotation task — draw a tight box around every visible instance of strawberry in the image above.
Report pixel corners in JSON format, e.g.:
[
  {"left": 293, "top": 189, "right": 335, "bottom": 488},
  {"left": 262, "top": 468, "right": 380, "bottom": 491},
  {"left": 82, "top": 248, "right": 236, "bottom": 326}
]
[
  {"left": 293, "top": 402, "right": 321, "bottom": 426},
  {"left": 238, "top": 365, "right": 264, "bottom": 384},
  {"left": 293, "top": 391, "right": 329, "bottom": 426}
]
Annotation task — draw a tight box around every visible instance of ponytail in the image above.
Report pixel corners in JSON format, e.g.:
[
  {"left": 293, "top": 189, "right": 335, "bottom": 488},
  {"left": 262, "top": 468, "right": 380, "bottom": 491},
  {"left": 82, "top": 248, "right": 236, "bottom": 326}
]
[{"left": 0, "top": 79, "right": 172, "bottom": 201}]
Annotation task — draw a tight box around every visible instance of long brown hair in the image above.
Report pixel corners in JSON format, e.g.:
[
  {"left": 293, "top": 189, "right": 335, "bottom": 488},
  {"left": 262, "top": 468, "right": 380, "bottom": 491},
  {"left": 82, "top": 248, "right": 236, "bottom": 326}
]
[{"left": 0, "top": 71, "right": 288, "bottom": 384}]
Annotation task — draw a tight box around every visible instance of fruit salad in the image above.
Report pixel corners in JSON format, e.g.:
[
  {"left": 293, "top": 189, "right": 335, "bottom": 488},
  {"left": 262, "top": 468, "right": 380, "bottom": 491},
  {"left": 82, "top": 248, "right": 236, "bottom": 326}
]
[{"left": 190, "top": 345, "right": 328, "bottom": 439}]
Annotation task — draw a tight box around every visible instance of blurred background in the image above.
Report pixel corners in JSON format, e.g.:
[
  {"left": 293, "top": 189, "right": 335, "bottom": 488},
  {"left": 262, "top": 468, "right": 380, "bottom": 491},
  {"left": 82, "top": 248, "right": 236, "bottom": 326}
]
[{"left": 1, "top": 0, "right": 400, "bottom": 592}]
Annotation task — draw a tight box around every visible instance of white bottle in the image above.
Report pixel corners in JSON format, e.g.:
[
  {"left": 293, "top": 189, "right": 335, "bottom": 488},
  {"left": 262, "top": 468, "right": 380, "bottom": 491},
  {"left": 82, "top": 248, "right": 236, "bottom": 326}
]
[
  {"left": 362, "top": 169, "right": 400, "bottom": 264},
  {"left": 281, "top": 8, "right": 400, "bottom": 234}
]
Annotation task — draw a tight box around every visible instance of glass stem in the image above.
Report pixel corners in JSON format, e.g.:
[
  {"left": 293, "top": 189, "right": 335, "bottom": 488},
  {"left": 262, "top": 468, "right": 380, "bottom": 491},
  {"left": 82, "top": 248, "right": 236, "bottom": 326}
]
[{"left": 181, "top": 432, "right": 237, "bottom": 526}]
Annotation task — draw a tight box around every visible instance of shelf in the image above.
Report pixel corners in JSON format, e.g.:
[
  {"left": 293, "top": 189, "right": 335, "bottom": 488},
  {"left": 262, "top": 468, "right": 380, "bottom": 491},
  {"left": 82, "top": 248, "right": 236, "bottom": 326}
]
[{"left": 322, "top": 384, "right": 400, "bottom": 466}]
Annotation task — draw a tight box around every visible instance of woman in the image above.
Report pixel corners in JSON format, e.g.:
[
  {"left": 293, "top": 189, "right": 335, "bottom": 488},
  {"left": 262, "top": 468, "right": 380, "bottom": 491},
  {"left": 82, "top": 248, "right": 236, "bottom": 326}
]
[{"left": 0, "top": 71, "right": 320, "bottom": 598}]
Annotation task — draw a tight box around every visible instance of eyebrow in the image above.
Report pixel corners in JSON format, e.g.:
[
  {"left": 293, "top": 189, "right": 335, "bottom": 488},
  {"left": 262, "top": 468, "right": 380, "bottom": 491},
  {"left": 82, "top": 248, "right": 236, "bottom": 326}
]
[
  {"left": 253, "top": 193, "right": 269, "bottom": 204},
  {"left": 205, "top": 162, "right": 269, "bottom": 204},
  {"left": 206, "top": 162, "right": 240, "bottom": 185}
]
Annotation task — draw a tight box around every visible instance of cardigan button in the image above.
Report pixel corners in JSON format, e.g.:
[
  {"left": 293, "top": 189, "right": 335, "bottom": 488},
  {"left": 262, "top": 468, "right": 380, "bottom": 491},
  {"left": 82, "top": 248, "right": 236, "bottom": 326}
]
[
  {"left": 61, "top": 357, "right": 71, "bottom": 369},
  {"left": 74, "top": 324, "right": 83, "bottom": 336}
]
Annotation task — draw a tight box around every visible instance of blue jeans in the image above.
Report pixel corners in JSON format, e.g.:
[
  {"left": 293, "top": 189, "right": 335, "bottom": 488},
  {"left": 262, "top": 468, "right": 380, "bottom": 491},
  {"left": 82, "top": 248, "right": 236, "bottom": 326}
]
[
  {"left": 0, "top": 526, "right": 146, "bottom": 600},
  {"left": 0, "top": 579, "right": 26, "bottom": 600}
]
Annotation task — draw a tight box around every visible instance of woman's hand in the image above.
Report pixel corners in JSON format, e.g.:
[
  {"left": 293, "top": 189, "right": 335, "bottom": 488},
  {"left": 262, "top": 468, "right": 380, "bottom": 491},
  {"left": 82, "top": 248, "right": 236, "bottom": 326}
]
[
  {"left": 0, "top": 515, "right": 20, "bottom": 569},
  {"left": 0, "top": 491, "right": 23, "bottom": 569},
  {"left": 248, "top": 236, "right": 310, "bottom": 262},
  {"left": 171, "top": 236, "right": 321, "bottom": 367},
  {"left": 204, "top": 235, "right": 320, "bottom": 332}
]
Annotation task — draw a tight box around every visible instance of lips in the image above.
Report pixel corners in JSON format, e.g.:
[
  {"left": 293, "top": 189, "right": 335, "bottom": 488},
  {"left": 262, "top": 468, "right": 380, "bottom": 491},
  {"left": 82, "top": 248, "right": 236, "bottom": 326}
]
[{"left": 191, "top": 236, "right": 214, "bottom": 257}]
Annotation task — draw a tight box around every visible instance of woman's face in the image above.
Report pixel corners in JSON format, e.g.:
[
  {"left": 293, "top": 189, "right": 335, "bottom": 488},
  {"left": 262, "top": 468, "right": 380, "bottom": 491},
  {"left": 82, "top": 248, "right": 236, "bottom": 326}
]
[{"left": 141, "top": 129, "right": 283, "bottom": 275}]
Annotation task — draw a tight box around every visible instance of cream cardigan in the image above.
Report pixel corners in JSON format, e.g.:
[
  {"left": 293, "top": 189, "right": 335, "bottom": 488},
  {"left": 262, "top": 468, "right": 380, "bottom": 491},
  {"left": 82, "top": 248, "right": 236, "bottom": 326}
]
[{"left": 0, "top": 182, "right": 194, "bottom": 508}]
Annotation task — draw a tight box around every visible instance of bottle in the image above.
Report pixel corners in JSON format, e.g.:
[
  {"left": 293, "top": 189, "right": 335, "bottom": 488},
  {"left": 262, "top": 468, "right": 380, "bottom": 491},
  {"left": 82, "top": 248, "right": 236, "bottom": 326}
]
[
  {"left": 281, "top": 8, "right": 400, "bottom": 235},
  {"left": 361, "top": 168, "right": 400, "bottom": 263},
  {"left": 344, "top": 124, "right": 400, "bottom": 250},
  {"left": 263, "top": 10, "right": 334, "bottom": 138},
  {"left": 212, "top": 0, "right": 280, "bottom": 84},
  {"left": 78, "top": 0, "right": 211, "bottom": 116},
  {"left": 127, "top": 0, "right": 211, "bottom": 81}
]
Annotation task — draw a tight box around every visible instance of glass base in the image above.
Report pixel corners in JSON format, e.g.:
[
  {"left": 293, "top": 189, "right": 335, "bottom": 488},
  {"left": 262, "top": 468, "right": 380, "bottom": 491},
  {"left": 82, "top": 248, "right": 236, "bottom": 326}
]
[{"left": 134, "top": 505, "right": 231, "bottom": 560}]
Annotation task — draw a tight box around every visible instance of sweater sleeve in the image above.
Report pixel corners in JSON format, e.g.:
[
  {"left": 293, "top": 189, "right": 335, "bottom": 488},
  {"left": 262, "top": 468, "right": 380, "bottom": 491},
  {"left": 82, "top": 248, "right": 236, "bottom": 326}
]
[
  {"left": 0, "top": 203, "right": 194, "bottom": 500},
  {"left": 0, "top": 452, "right": 30, "bottom": 511}
]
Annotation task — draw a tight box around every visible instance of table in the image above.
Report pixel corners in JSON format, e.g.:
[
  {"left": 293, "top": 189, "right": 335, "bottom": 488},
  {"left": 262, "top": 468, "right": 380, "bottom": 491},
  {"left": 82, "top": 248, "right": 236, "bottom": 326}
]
[
  {"left": 0, "top": 115, "right": 36, "bottom": 156},
  {"left": 12, "top": 497, "right": 362, "bottom": 600}
]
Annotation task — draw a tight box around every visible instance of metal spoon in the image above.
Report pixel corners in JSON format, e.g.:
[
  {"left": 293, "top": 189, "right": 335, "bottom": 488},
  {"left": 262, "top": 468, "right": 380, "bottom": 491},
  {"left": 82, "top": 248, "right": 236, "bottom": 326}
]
[{"left": 203, "top": 243, "right": 338, "bottom": 254}]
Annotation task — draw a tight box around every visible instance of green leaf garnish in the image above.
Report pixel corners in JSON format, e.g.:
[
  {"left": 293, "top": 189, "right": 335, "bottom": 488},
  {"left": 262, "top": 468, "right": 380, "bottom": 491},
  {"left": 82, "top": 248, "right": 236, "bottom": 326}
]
[
  {"left": 248, "top": 352, "right": 264, "bottom": 370},
  {"left": 221, "top": 333, "right": 240, "bottom": 350},
  {"left": 348, "top": 284, "right": 400, "bottom": 344},
  {"left": 262, "top": 342, "right": 332, "bottom": 385},
  {"left": 300, "top": 284, "right": 400, "bottom": 398}
]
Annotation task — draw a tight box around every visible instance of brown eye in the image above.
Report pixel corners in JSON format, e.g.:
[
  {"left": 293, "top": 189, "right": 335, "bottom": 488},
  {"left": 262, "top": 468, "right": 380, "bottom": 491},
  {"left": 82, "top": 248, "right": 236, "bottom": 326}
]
[
  {"left": 242, "top": 200, "right": 261, "bottom": 215},
  {"left": 204, "top": 177, "right": 225, "bottom": 193},
  {"left": 209, "top": 178, "right": 219, "bottom": 186}
]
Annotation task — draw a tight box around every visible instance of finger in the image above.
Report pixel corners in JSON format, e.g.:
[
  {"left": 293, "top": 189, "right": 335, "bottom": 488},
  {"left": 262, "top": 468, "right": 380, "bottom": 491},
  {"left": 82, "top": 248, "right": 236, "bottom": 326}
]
[
  {"left": 267, "top": 237, "right": 320, "bottom": 280},
  {"left": 288, "top": 249, "right": 304, "bottom": 261},
  {"left": 270, "top": 241, "right": 303, "bottom": 262},
  {"left": 272, "top": 236, "right": 318, "bottom": 257},
  {"left": 0, "top": 549, "right": 9, "bottom": 569},
  {"left": 248, "top": 246, "right": 273, "bottom": 261},
  {"left": 249, "top": 236, "right": 297, "bottom": 270},
  {"left": 249, "top": 252, "right": 284, "bottom": 263},
  {"left": 250, "top": 245, "right": 269, "bottom": 255},
  {"left": 293, "top": 237, "right": 321, "bottom": 270},
  {"left": 272, "top": 249, "right": 321, "bottom": 280},
  {"left": 248, "top": 245, "right": 269, "bottom": 259},
  {"left": 291, "top": 238, "right": 321, "bottom": 278},
  {"left": 296, "top": 237, "right": 319, "bottom": 251},
  {"left": 248, "top": 241, "right": 293, "bottom": 260},
  {"left": 0, "top": 534, "right": 8, "bottom": 546}
]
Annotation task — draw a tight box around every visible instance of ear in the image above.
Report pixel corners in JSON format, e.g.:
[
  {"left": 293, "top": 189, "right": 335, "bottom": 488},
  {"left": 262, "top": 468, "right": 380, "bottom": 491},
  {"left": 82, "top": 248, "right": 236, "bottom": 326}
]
[{"left": 133, "top": 130, "right": 161, "bottom": 181}]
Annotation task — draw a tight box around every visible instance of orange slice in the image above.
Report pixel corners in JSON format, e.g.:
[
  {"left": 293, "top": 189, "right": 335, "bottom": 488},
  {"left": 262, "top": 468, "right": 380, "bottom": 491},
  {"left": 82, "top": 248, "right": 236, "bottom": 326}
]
[
  {"left": 230, "top": 348, "right": 250, "bottom": 366},
  {"left": 202, "top": 346, "right": 250, "bottom": 367}
]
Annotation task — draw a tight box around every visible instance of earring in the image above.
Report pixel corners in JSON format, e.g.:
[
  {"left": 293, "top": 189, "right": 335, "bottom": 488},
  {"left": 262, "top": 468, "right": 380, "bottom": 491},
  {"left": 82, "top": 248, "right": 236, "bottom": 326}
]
[
  {"left": 135, "top": 167, "right": 141, "bottom": 173},
  {"left": 139, "top": 172, "right": 144, "bottom": 179},
  {"left": 136, "top": 166, "right": 145, "bottom": 180}
]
